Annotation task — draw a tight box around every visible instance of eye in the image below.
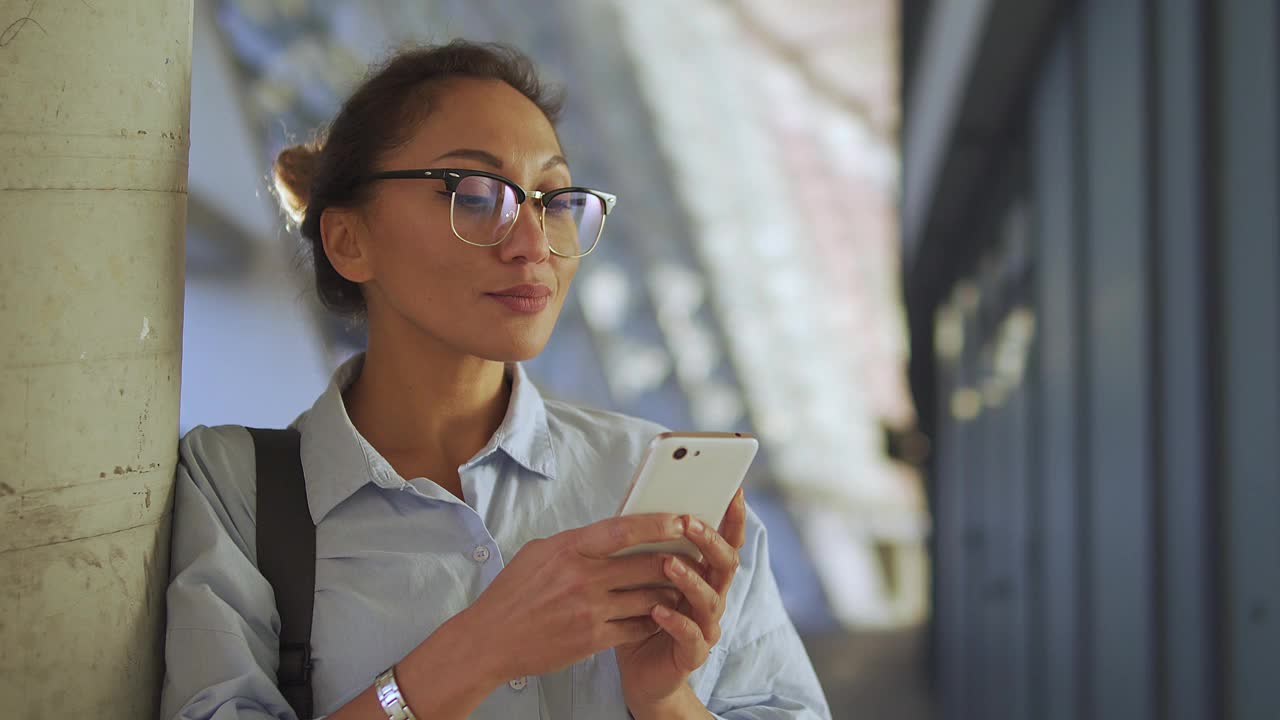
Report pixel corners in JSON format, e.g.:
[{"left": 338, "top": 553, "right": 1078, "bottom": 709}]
[
  {"left": 546, "top": 193, "right": 588, "bottom": 214},
  {"left": 454, "top": 193, "right": 493, "bottom": 211}
]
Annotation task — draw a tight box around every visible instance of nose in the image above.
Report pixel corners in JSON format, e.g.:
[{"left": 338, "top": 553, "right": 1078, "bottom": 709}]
[{"left": 498, "top": 201, "right": 551, "bottom": 264}]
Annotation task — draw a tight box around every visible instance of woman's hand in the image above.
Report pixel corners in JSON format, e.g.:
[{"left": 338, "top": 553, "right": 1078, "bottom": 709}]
[
  {"left": 457, "top": 512, "right": 691, "bottom": 684},
  {"left": 615, "top": 489, "right": 748, "bottom": 717}
]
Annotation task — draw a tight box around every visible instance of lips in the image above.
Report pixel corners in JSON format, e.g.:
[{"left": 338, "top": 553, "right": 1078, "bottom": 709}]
[
  {"left": 488, "top": 284, "right": 553, "bottom": 298},
  {"left": 485, "top": 284, "right": 552, "bottom": 314}
]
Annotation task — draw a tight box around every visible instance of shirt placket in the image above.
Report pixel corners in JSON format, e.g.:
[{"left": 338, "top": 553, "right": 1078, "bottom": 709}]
[{"left": 457, "top": 456, "right": 543, "bottom": 718}]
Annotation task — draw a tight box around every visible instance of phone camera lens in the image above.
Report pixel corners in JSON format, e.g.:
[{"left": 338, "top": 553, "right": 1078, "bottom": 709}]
[{"left": 673, "top": 447, "right": 688, "bottom": 460}]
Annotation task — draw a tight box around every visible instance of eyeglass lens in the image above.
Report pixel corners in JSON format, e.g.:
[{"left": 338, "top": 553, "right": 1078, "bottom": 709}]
[{"left": 451, "top": 176, "right": 605, "bottom": 255}]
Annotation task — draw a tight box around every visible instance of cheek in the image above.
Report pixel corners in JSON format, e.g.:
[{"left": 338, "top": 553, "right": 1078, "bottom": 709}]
[
  {"left": 556, "top": 258, "right": 580, "bottom": 294},
  {"left": 378, "top": 226, "right": 475, "bottom": 303}
]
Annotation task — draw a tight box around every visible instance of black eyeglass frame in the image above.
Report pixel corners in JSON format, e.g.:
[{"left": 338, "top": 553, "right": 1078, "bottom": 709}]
[{"left": 364, "top": 168, "right": 618, "bottom": 258}]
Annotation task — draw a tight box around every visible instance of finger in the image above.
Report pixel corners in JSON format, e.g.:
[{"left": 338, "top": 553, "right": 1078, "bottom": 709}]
[
  {"left": 651, "top": 605, "right": 711, "bottom": 672},
  {"left": 718, "top": 489, "right": 748, "bottom": 551},
  {"left": 598, "top": 551, "right": 673, "bottom": 590},
  {"left": 577, "top": 514, "right": 686, "bottom": 558},
  {"left": 655, "top": 587, "right": 683, "bottom": 608},
  {"left": 683, "top": 515, "right": 740, "bottom": 595},
  {"left": 606, "top": 587, "right": 682, "bottom": 622},
  {"left": 663, "top": 555, "right": 723, "bottom": 644},
  {"left": 605, "top": 616, "right": 662, "bottom": 647}
]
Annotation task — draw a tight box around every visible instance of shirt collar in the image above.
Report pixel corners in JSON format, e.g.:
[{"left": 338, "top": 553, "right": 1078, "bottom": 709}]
[{"left": 296, "top": 352, "right": 558, "bottom": 523}]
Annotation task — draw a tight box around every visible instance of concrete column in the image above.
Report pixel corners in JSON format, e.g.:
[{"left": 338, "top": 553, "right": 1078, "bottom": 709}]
[{"left": 0, "top": 2, "right": 192, "bottom": 718}]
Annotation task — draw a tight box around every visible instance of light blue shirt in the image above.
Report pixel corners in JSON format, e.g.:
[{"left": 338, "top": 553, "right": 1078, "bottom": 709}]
[{"left": 161, "top": 353, "right": 831, "bottom": 719}]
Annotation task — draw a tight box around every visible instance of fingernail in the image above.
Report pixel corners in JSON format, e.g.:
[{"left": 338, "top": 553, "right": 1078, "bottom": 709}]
[
  {"left": 670, "top": 516, "right": 687, "bottom": 535},
  {"left": 669, "top": 557, "right": 687, "bottom": 576},
  {"left": 654, "top": 605, "right": 671, "bottom": 619},
  {"left": 688, "top": 517, "right": 705, "bottom": 535}
]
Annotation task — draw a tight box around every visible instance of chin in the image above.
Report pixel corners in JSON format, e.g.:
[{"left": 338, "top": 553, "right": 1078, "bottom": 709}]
[
  {"left": 474, "top": 311, "right": 560, "bottom": 363},
  {"left": 489, "top": 347, "right": 543, "bottom": 364},
  {"left": 473, "top": 334, "right": 550, "bottom": 364}
]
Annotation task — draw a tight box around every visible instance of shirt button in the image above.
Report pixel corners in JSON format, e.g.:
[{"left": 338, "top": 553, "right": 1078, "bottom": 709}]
[
  {"left": 471, "top": 545, "right": 491, "bottom": 564},
  {"left": 509, "top": 676, "right": 528, "bottom": 691}
]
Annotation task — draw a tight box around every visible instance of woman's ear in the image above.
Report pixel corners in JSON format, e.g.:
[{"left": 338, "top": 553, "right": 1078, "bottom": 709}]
[{"left": 320, "top": 207, "right": 375, "bottom": 284}]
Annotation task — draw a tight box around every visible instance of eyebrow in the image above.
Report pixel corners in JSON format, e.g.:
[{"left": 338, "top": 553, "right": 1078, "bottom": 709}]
[{"left": 431, "top": 148, "right": 569, "bottom": 172}]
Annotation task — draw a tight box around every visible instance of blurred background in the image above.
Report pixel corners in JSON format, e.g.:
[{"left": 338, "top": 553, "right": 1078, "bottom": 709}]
[{"left": 182, "top": 1, "right": 928, "bottom": 718}]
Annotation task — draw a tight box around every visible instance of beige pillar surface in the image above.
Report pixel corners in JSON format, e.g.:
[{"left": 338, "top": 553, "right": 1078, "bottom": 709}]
[{"left": 0, "top": 2, "right": 193, "bottom": 717}]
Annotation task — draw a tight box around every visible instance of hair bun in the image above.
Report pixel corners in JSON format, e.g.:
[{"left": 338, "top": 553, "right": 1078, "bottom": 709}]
[{"left": 272, "top": 143, "right": 321, "bottom": 225}]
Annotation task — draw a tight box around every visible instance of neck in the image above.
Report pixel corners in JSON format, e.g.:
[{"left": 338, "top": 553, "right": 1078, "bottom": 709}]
[{"left": 342, "top": 320, "right": 511, "bottom": 479}]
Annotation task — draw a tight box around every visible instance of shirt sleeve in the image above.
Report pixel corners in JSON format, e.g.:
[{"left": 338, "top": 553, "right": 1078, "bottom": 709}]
[
  {"left": 699, "top": 504, "right": 833, "bottom": 719},
  {"left": 160, "top": 425, "right": 299, "bottom": 720}
]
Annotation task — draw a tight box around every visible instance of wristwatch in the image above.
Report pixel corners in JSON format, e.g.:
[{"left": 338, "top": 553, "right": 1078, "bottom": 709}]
[{"left": 375, "top": 666, "right": 419, "bottom": 720}]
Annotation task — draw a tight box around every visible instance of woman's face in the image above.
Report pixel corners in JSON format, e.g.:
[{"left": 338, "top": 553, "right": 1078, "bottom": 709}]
[{"left": 343, "top": 78, "right": 579, "bottom": 363}]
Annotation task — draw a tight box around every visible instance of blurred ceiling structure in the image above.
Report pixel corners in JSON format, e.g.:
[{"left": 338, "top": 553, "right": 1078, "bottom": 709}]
[{"left": 726, "top": 0, "right": 899, "bottom": 140}]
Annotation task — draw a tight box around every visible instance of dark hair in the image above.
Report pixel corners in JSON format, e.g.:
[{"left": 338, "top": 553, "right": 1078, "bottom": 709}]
[{"left": 272, "top": 40, "right": 564, "bottom": 318}]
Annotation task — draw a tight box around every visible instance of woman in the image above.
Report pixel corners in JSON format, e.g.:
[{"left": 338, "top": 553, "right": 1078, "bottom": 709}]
[{"left": 161, "top": 40, "right": 830, "bottom": 720}]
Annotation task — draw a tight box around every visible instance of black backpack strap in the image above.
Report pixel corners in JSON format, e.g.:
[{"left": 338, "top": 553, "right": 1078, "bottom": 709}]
[{"left": 247, "top": 427, "right": 315, "bottom": 720}]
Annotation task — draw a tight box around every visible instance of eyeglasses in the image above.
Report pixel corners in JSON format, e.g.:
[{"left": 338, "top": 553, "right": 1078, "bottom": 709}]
[{"left": 364, "top": 168, "right": 617, "bottom": 258}]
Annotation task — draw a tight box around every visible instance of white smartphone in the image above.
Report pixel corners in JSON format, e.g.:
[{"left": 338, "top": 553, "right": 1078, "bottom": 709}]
[{"left": 612, "top": 431, "right": 759, "bottom": 559}]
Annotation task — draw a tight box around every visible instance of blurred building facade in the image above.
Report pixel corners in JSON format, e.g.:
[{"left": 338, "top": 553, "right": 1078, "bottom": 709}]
[{"left": 901, "top": 1, "right": 1279, "bottom": 720}]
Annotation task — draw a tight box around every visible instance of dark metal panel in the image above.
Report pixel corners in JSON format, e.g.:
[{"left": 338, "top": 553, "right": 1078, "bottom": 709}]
[
  {"left": 981, "top": 366, "right": 1011, "bottom": 720},
  {"left": 1152, "top": 0, "right": 1214, "bottom": 718},
  {"left": 973, "top": 244, "right": 1017, "bottom": 720},
  {"left": 1023, "top": 321, "right": 1047, "bottom": 720},
  {"left": 1030, "top": 28, "right": 1081, "bottom": 720},
  {"left": 933, "top": 348, "right": 966, "bottom": 720},
  {"left": 1082, "top": 0, "right": 1156, "bottom": 717},
  {"left": 1004, "top": 202, "right": 1036, "bottom": 720},
  {"left": 983, "top": 198, "right": 1036, "bottom": 720},
  {"left": 1215, "top": 0, "right": 1280, "bottom": 717},
  {"left": 960, "top": 302, "right": 988, "bottom": 720},
  {"left": 1005, "top": 366, "right": 1032, "bottom": 720}
]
